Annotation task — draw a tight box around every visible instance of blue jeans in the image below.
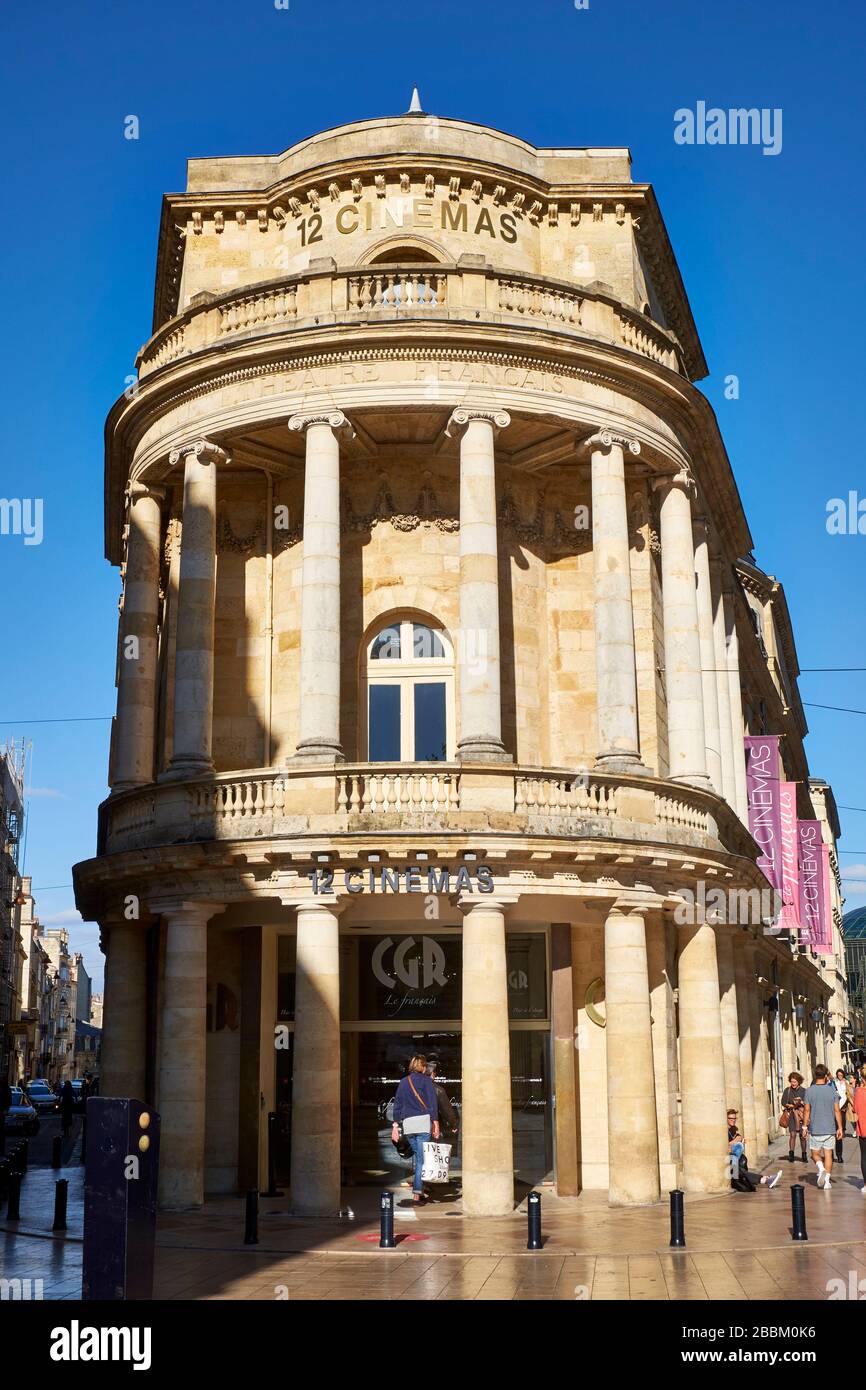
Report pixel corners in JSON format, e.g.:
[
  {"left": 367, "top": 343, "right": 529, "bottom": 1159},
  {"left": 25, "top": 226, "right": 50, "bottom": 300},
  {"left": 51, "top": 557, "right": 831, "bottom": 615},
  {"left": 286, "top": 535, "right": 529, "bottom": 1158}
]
[
  {"left": 407, "top": 1131, "right": 429, "bottom": 1193},
  {"left": 731, "top": 1142, "right": 745, "bottom": 1160}
]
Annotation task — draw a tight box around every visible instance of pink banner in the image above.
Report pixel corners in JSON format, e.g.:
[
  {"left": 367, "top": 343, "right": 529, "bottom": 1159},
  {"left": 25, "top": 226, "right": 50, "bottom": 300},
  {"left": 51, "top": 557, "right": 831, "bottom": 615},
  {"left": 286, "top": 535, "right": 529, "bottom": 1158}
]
[
  {"left": 797, "top": 820, "right": 826, "bottom": 950},
  {"left": 778, "top": 781, "right": 801, "bottom": 937},
  {"left": 818, "top": 844, "right": 835, "bottom": 956},
  {"left": 745, "top": 736, "right": 783, "bottom": 890}
]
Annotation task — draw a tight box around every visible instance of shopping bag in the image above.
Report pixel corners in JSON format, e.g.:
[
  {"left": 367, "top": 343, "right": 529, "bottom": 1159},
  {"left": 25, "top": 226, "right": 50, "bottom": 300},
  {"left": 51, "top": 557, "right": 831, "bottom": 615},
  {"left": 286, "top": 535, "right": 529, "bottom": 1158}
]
[{"left": 421, "top": 1141, "right": 452, "bottom": 1183}]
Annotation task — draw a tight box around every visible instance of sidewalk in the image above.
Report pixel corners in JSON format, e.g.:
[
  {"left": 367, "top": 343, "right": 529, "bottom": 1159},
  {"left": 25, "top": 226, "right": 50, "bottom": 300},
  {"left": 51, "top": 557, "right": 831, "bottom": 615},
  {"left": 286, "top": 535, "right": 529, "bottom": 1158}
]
[{"left": 2, "top": 1134, "right": 864, "bottom": 1300}]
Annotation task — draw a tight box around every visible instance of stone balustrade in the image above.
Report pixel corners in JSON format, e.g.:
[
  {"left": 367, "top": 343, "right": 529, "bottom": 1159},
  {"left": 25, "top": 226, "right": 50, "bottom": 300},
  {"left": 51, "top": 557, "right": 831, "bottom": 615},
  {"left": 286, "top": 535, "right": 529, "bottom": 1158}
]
[
  {"left": 136, "top": 263, "right": 683, "bottom": 378},
  {"left": 100, "top": 761, "right": 751, "bottom": 859}
]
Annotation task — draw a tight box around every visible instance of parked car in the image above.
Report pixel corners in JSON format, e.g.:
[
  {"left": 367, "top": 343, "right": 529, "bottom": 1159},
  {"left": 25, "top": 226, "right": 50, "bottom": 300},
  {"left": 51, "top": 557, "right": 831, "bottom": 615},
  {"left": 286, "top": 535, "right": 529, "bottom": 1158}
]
[
  {"left": 4, "top": 1087, "right": 40, "bottom": 1135},
  {"left": 26, "top": 1080, "right": 59, "bottom": 1114}
]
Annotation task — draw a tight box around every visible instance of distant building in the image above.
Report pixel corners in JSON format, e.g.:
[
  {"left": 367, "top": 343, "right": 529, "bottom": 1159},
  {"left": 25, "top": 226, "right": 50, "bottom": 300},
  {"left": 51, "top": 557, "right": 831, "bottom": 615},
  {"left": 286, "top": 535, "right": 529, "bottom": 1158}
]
[
  {"left": 90, "top": 994, "right": 104, "bottom": 1030},
  {"left": 0, "top": 744, "right": 25, "bottom": 1082},
  {"left": 42, "top": 927, "right": 74, "bottom": 1085},
  {"left": 73, "top": 1020, "right": 102, "bottom": 1081},
  {"left": 842, "top": 907, "right": 866, "bottom": 1061}
]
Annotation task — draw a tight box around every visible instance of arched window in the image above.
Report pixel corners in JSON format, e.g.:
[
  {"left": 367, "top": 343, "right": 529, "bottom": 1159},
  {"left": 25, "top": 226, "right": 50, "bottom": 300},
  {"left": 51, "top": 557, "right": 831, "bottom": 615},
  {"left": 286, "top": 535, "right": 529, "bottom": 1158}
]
[{"left": 364, "top": 617, "right": 454, "bottom": 762}]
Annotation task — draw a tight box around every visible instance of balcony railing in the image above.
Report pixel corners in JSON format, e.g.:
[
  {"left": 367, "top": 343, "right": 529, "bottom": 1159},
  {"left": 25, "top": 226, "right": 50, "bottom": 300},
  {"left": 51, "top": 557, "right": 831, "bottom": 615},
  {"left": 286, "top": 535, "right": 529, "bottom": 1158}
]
[
  {"left": 98, "top": 761, "right": 752, "bottom": 861},
  {"left": 136, "top": 262, "right": 683, "bottom": 378}
]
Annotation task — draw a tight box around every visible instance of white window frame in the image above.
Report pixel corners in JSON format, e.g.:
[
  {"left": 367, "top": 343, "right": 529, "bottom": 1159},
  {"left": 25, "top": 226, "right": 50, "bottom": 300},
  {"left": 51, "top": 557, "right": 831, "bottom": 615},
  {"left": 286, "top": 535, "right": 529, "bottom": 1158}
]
[{"left": 363, "top": 617, "right": 455, "bottom": 762}]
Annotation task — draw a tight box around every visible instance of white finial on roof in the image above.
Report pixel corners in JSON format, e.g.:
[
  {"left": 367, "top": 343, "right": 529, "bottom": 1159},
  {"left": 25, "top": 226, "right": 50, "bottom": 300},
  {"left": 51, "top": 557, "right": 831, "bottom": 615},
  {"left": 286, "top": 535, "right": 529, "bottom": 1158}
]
[{"left": 408, "top": 87, "right": 423, "bottom": 114}]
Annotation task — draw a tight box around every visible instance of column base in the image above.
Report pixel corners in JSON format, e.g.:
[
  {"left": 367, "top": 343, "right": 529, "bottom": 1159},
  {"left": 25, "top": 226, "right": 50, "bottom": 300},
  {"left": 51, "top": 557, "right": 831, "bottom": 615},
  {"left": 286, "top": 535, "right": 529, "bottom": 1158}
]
[
  {"left": 292, "top": 739, "right": 345, "bottom": 763},
  {"left": 158, "top": 758, "right": 215, "bottom": 782},
  {"left": 458, "top": 736, "right": 512, "bottom": 764},
  {"left": 594, "top": 751, "right": 651, "bottom": 776},
  {"left": 669, "top": 772, "right": 713, "bottom": 790}
]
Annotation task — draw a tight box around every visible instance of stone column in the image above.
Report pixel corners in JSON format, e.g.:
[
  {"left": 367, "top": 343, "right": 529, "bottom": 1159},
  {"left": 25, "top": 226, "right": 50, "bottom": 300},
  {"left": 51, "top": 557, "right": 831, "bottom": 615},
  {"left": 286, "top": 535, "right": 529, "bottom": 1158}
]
[
  {"left": 584, "top": 430, "right": 647, "bottom": 771},
  {"left": 290, "top": 901, "right": 342, "bottom": 1214},
  {"left": 113, "top": 483, "right": 164, "bottom": 790},
  {"left": 723, "top": 583, "right": 749, "bottom": 823},
  {"left": 693, "top": 518, "right": 723, "bottom": 794},
  {"left": 749, "top": 952, "right": 771, "bottom": 1154},
  {"left": 289, "top": 412, "right": 351, "bottom": 761},
  {"left": 715, "top": 928, "right": 744, "bottom": 1129},
  {"left": 657, "top": 470, "right": 709, "bottom": 786},
  {"left": 448, "top": 408, "right": 511, "bottom": 762},
  {"left": 604, "top": 901, "right": 660, "bottom": 1204},
  {"left": 710, "top": 556, "right": 737, "bottom": 808},
  {"left": 155, "top": 899, "right": 222, "bottom": 1209},
  {"left": 677, "top": 920, "right": 728, "bottom": 1192},
  {"left": 461, "top": 898, "right": 514, "bottom": 1214},
  {"left": 165, "top": 439, "right": 226, "bottom": 779},
  {"left": 733, "top": 936, "right": 758, "bottom": 1157},
  {"left": 646, "top": 914, "right": 680, "bottom": 1189},
  {"left": 100, "top": 918, "right": 147, "bottom": 1100}
]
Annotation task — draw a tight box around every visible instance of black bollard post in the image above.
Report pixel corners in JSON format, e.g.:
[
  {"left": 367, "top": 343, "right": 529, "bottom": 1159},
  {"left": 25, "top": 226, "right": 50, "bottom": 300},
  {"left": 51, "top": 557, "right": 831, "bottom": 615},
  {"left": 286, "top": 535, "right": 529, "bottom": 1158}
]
[
  {"left": 7, "top": 1170, "right": 22, "bottom": 1221},
  {"left": 669, "top": 1189, "right": 686, "bottom": 1248},
  {"left": 791, "top": 1184, "right": 808, "bottom": 1242},
  {"left": 0, "top": 1156, "right": 9, "bottom": 1203},
  {"left": 244, "top": 1188, "right": 259, "bottom": 1245},
  {"left": 51, "top": 1134, "right": 62, "bottom": 1169},
  {"left": 53, "top": 1178, "right": 68, "bottom": 1232},
  {"left": 527, "top": 1190, "right": 542, "bottom": 1250},
  {"left": 265, "top": 1112, "right": 283, "bottom": 1197},
  {"left": 379, "top": 1190, "right": 396, "bottom": 1249}
]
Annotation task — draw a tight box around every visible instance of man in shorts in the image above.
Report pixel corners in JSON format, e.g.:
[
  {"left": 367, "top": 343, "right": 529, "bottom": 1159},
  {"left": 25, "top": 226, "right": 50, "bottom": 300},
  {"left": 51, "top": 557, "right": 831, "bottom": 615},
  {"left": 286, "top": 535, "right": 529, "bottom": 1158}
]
[{"left": 802, "top": 1064, "right": 844, "bottom": 1189}]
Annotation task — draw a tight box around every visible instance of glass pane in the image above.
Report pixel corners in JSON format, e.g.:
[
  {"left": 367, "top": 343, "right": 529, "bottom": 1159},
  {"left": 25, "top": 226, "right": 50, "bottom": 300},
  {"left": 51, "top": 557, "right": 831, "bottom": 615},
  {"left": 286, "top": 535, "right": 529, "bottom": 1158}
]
[
  {"left": 506, "top": 935, "right": 548, "bottom": 1020},
  {"left": 413, "top": 623, "right": 445, "bottom": 658},
  {"left": 414, "top": 681, "right": 447, "bottom": 761},
  {"left": 369, "top": 684, "right": 401, "bottom": 761},
  {"left": 510, "top": 1031, "right": 553, "bottom": 1187},
  {"left": 370, "top": 626, "right": 401, "bottom": 660}
]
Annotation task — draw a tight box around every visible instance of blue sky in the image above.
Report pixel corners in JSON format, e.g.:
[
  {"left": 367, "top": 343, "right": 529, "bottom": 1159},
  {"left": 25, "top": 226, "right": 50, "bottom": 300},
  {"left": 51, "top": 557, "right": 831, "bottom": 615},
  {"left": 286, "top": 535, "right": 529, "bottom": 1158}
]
[{"left": 1, "top": 0, "right": 864, "bottom": 989}]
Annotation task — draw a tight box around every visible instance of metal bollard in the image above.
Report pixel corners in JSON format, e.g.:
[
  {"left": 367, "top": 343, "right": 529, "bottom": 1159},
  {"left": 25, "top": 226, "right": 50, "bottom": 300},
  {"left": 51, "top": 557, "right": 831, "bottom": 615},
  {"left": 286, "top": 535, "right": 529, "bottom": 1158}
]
[
  {"left": 265, "top": 1112, "right": 283, "bottom": 1197},
  {"left": 527, "top": 1190, "right": 542, "bottom": 1250},
  {"left": 669, "top": 1189, "right": 686, "bottom": 1248},
  {"left": 7, "top": 1170, "right": 22, "bottom": 1221},
  {"left": 244, "top": 1188, "right": 259, "bottom": 1245},
  {"left": 0, "top": 1156, "right": 9, "bottom": 1202},
  {"left": 791, "top": 1184, "right": 808, "bottom": 1242},
  {"left": 379, "top": 1190, "right": 396, "bottom": 1249},
  {"left": 52, "top": 1135, "right": 63, "bottom": 1169},
  {"left": 53, "top": 1178, "right": 68, "bottom": 1232}
]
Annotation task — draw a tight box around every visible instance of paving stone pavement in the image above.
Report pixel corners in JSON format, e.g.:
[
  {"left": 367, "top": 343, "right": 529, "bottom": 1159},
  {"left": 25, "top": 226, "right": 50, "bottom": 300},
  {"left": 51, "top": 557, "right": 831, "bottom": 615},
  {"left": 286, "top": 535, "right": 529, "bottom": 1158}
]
[{"left": 2, "top": 1134, "right": 864, "bottom": 1301}]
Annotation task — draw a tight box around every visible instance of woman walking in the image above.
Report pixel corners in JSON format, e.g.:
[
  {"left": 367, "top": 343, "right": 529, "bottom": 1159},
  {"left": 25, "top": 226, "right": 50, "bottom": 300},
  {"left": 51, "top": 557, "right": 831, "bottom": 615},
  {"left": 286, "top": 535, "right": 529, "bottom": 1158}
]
[
  {"left": 853, "top": 1065, "right": 866, "bottom": 1196},
  {"left": 391, "top": 1055, "right": 440, "bottom": 1204},
  {"left": 780, "top": 1072, "right": 808, "bottom": 1162}
]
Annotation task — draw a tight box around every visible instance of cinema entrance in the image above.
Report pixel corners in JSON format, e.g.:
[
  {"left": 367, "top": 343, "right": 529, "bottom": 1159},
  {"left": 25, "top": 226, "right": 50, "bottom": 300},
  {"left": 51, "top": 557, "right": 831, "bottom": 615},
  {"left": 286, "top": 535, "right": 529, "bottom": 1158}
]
[{"left": 274, "top": 926, "right": 553, "bottom": 1194}]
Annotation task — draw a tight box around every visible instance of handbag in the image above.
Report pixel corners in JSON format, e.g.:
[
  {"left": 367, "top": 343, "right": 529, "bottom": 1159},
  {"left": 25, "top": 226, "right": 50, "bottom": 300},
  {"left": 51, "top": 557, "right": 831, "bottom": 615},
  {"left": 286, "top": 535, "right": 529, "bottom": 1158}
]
[
  {"left": 401, "top": 1074, "right": 432, "bottom": 1137},
  {"left": 778, "top": 1109, "right": 789, "bottom": 1128},
  {"left": 421, "top": 1141, "right": 452, "bottom": 1184}
]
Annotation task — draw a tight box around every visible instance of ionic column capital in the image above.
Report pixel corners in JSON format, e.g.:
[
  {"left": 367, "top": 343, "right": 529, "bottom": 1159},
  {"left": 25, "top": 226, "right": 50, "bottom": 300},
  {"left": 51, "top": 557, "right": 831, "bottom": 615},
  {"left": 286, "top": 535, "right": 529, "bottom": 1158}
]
[
  {"left": 168, "top": 438, "right": 230, "bottom": 469},
  {"left": 288, "top": 410, "right": 353, "bottom": 436},
  {"left": 147, "top": 897, "right": 224, "bottom": 926},
  {"left": 654, "top": 464, "right": 697, "bottom": 500},
  {"left": 580, "top": 428, "right": 641, "bottom": 458},
  {"left": 445, "top": 406, "right": 511, "bottom": 438},
  {"left": 125, "top": 479, "right": 166, "bottom": 507}
]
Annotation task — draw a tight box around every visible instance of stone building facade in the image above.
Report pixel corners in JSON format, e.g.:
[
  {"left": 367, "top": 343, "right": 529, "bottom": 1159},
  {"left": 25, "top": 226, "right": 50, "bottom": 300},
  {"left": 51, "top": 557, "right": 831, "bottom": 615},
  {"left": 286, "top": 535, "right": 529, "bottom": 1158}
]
[{"left": 74, "top": 110, "right": 842, "bottom": 1213}]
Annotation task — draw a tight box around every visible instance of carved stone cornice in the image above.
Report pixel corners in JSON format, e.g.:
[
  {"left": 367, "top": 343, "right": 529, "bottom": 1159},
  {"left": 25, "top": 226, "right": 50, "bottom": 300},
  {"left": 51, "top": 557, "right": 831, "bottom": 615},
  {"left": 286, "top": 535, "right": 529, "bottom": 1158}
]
[
  {"left": 168, "top": 438, "right": 230, "bottom": 468},
  {"left": 445, "top": 406, "right": 511, "bottom": 437}
]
